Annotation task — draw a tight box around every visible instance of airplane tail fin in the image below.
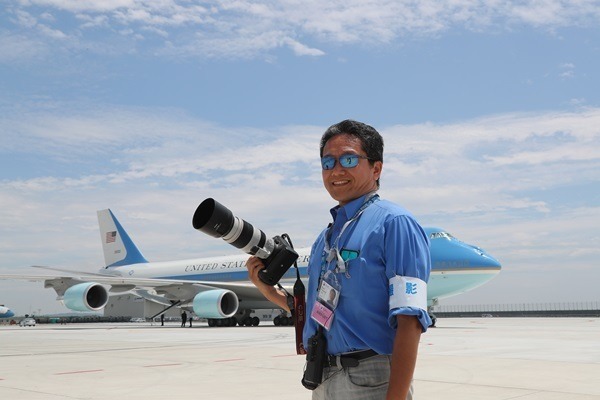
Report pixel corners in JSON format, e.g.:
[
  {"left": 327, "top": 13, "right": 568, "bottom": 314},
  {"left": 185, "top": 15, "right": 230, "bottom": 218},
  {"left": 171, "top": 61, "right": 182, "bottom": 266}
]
[{"left": 97, "top": 209, "right": 149, "bottom": 268}]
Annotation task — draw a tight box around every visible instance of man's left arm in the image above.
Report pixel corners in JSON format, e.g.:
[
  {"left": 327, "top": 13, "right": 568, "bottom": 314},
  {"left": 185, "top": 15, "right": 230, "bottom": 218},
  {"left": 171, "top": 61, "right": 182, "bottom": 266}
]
[
  {"left": 386, "top": 315, "right": 422, "bottom": 400},
  {"left": 383, "top": 215, "right": 431, "bottom": 399}
]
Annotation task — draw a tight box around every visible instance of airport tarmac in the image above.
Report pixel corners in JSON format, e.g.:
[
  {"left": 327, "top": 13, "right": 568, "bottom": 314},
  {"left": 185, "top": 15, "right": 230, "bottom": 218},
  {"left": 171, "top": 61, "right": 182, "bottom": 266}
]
[{"left": 1, "top": 318, "right": 599, "bottom": 399}]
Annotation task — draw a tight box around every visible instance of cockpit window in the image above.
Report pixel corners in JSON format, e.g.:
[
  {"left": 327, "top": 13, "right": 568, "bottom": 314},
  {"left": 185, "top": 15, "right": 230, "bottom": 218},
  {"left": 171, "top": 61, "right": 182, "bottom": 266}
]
[{"left": 429, "top": 231, "right": 455, "bottom": 240}]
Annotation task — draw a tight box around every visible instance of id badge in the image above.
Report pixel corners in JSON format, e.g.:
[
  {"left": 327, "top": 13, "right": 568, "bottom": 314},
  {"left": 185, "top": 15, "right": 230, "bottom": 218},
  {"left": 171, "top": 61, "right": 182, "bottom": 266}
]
[{"left": 311, "top": 271, "right": 341, "bottom": 330}]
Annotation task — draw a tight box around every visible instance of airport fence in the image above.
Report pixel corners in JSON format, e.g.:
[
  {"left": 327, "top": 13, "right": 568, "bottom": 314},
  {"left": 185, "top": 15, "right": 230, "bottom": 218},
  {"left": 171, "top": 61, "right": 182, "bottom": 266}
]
[{"left": 432, "top": 301, "right": 600, "bottom": 318}]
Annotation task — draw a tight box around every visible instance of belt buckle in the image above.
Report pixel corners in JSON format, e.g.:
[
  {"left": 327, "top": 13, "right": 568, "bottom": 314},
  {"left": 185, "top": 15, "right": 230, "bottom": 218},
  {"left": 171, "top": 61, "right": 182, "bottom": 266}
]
[
  {"left": 326, "top": 350, "right": 375, "bottom": 369},
  {"left": 327, "top": 354, "right": 360, "bottom": 368},
  {"left": 326, "top": 355, "right": 338, "bottom": 368}
]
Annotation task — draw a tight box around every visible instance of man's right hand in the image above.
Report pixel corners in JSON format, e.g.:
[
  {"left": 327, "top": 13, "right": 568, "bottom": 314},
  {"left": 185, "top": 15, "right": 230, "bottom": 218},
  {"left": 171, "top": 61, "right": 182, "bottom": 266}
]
[
  {"left": 246, "top": 256, "right": 267, "bottom": 287},
  {"left": 246, "top": 256, "right": 290, "bottom": 311}
]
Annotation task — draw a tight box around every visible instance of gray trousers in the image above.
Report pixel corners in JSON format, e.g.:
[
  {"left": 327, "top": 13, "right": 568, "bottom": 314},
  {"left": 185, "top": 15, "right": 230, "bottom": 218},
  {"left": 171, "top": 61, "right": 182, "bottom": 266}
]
[{"left": 311, "top": 355, "right": 413, "bottom": 400}]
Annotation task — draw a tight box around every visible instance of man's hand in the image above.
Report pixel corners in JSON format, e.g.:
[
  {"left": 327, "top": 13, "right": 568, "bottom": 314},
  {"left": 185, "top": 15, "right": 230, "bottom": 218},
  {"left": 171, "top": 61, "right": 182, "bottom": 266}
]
[{"left": 246, "top": 256, "right": 290, "bottom": 311}]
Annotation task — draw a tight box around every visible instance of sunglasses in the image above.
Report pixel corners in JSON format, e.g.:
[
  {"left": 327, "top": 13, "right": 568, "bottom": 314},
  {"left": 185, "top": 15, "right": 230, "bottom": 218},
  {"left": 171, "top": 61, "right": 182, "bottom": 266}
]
[{"left": 321, "top": 154, "right": 370, "bottom": 170}]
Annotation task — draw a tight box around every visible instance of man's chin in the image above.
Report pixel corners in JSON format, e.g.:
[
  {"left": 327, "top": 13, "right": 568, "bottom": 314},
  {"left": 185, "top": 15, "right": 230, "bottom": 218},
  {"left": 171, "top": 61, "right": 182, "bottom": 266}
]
[{"left": 329, "top": 193, "right": 353, "bottom": 206}]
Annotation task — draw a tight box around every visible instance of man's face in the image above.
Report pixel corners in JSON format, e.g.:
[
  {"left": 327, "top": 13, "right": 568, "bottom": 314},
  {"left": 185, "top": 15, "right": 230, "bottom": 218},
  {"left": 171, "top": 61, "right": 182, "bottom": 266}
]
[{"left": 321, "top": 134, "right": 382, "bottom": 206}]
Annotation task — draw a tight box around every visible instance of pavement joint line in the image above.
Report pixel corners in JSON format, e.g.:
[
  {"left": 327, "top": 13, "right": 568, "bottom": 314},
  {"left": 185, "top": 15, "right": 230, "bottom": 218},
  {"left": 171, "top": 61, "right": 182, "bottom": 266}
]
[
  {"left": 143, "top": 363, "right": 182, "bottom": 368},
  {"left": 54, "top": 369, "right": 104, "bottom": 375}
]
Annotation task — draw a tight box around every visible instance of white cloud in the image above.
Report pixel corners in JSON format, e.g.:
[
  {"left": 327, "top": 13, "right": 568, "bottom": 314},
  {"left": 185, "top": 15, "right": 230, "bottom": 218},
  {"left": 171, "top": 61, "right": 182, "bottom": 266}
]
[
  {"left": 282, "top": 37, "right": 325, "bottom": 57},
  {"left": 2, "top": 104, "right": 598, "bottom": 208},
  {"left": 568, "top": 98, "right": 586, "bottom": 106},
  {"left": 0, "top": 32, "right": 48, "bottom": 63},
  {"left": 21, "top": 0, "right": 136, "bottom": 13},
  {"left": 559, "top": 62, "right": 576, "bottom": 79},
  {"left": 37, "top": 23, "right": 67, "bottom": 39},
  {"left": 76, "top": 13, "right": 109, "bottom": 29},
  {"left": 4, "top": 1, "right": 600, "bottom": 60},
  {"left": 0, "top": 103, "right": 599, "bottom": 310}
]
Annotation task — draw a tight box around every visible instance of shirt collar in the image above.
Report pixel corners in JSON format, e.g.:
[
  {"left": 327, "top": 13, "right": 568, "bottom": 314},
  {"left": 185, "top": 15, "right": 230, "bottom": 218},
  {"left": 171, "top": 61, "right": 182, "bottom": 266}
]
[{"left": 329, "top": 193, "right": 371, "bottom": 223}]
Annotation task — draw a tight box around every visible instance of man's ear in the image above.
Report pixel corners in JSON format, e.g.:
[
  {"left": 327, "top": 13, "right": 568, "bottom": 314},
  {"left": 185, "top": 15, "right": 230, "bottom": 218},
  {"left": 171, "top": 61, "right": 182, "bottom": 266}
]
[{"left": 373, "top": 161, "right": 383, "bottom": 181}]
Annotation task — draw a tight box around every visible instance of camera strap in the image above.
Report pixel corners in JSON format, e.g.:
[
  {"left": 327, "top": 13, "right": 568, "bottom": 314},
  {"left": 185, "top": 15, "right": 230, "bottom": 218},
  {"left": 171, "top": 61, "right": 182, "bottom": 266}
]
[
  {"left": 279, "top": 234, "right": 307, "bottom": 355},
  {"left": 292, "top": 275, "right": 307, "bottom": 355}
]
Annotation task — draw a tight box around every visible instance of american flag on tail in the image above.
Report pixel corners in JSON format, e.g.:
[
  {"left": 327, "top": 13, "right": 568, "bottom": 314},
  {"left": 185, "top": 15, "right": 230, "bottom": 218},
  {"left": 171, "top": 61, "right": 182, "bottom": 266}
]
[{"left": 106, "top": 231, "right": 117, "bottom": 243}]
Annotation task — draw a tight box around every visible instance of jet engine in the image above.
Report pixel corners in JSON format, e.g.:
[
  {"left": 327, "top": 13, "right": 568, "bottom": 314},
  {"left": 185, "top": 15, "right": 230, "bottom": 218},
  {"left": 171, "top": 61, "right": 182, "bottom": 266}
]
[
  {"left": 63, "top": 282, "right": 109, "bottom": 312},
  {"left": 192, "top": 289, "right": 239, "bottom": 319}
]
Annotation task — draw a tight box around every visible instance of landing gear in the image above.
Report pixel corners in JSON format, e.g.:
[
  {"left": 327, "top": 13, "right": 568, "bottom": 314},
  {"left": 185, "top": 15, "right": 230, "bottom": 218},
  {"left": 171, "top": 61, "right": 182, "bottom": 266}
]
[
  {"left": 428, "top": 305, "right": 437, "bottom": 328},
  {"left": 273, "top": 314, "right": 293, "bottom": 326},
  {"left": 429, "top": 313, "right": 437, "bottom": 328},
  {"left": 234, "top": 309, "right": 259, "bottom": 327},
  {"left": 206, "top": 311, "right": 260, "bottom": 327},
  {"left": 240, "top": 316, "right": 259, "bottom": 326},
  {"left": 207, "top": 316, "right": 238, "bottom": 327}
]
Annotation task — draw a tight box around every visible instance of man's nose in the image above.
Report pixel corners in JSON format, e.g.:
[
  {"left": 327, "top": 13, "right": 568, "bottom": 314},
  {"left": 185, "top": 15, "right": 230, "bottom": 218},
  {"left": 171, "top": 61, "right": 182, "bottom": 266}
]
[{"left": 331, "top": 160, "right": 347, "bottom": 173}]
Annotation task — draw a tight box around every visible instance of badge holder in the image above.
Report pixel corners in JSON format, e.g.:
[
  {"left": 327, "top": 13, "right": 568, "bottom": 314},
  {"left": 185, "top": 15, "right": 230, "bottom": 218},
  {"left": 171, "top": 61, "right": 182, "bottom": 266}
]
[{"left": 310, "top": 270, "right": 341, "bottom": 330}]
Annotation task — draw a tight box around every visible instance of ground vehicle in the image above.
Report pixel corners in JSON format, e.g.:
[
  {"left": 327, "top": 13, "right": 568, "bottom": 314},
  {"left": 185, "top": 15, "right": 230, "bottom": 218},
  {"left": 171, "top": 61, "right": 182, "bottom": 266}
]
[{"left": 19, "top": 318, "right": 36, "bottom": 327}]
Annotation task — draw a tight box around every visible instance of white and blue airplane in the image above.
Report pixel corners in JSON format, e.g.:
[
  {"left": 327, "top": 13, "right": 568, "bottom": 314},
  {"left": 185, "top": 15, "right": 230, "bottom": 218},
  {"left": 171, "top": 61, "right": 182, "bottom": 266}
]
[
  {"left": 0, "top": 209, "right": 501, "bottom": 326},
  {"left": 0, "top": 305, "right": 15, "bottom": 318}
]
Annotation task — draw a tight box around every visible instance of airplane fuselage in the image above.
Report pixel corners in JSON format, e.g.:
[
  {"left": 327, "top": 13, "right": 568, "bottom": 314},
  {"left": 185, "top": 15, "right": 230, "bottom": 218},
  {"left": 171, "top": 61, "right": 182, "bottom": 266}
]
[
  {"left": 0, "top": 210, "right": 502, "bottom": 320},
  {"left": 106, "top": 227, "right": 501, "bottom": 306},
  {"left": 0, "top": 306, "right": 15, "bottom": 318}
]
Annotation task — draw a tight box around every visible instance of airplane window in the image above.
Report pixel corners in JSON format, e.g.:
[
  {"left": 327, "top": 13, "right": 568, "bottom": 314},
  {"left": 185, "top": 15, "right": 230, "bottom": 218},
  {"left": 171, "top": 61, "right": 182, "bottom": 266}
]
[{"left": 429, "top": 232, "right": 454, "bottom": 240}]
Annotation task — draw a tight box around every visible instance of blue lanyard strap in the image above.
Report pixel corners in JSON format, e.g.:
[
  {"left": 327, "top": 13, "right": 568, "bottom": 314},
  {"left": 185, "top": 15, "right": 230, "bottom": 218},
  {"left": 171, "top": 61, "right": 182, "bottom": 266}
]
[{"left": 319, "top": 192, "right": 380, "bottom": 280}]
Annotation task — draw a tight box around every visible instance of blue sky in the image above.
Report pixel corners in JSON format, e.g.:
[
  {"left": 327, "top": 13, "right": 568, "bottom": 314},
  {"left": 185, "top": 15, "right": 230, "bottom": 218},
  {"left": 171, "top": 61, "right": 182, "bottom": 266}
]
[{"left": 1, "top": 1, "right": 599, "bottom": 314}]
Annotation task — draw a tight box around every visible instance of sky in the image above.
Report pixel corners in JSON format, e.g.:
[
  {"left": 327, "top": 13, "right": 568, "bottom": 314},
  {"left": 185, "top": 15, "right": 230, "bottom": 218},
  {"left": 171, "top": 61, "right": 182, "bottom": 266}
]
[{"left": 1, "top": 0, "right": 599, "bottom": 315}]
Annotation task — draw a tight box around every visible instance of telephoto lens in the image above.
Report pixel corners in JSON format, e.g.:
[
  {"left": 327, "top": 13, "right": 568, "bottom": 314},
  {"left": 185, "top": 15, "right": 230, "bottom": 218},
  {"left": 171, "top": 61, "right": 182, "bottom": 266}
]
[
  {"left": 192, "top": 198, "right": 267, "bottom": 255},
  {"left": 192, "top": 198, "right": 299, "bottom": 285}
]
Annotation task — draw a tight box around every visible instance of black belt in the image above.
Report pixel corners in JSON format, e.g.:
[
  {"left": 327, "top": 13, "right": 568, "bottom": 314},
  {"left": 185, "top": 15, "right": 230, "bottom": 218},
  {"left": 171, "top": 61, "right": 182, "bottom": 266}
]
[{"left": 325, "top": 349, "right": 378, "bottom": 368}]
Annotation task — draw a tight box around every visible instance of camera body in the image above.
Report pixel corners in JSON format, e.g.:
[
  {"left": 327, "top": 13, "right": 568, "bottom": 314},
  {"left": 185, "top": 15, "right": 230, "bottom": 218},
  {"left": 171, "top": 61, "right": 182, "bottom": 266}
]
[
  {"left": 301, "top": 327, "right": 327, "bottom": 390},
  {"left": 254, "top": 235, "right": 298, "bottom": 286},
  {"left": 192, "top": 198, "right": 298, "bottom": 286}
]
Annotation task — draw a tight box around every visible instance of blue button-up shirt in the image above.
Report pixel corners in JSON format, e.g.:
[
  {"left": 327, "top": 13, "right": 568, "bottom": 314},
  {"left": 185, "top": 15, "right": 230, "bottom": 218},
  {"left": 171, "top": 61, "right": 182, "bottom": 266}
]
[{"left": 303, "top": 194, "right": 432, "bottom": 355}]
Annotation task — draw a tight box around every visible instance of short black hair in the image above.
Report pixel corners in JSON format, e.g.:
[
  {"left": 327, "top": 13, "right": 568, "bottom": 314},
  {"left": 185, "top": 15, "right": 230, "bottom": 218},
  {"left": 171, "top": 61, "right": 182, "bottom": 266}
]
[
  {"left": 320, "top": 119, "right": 384, "bottom": 186},
  {"left": 320, "top": 119, "right": 384, "bottom": 162}
]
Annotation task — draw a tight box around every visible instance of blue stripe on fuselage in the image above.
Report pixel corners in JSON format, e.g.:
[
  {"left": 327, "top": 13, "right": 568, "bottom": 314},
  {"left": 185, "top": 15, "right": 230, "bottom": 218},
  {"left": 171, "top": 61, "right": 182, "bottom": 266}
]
[
  {"left": 154, "top": 262, "right": 499, "bottom": 283},
  {"left": 156, "top": 266, "right": 308, "bottom": 282}
]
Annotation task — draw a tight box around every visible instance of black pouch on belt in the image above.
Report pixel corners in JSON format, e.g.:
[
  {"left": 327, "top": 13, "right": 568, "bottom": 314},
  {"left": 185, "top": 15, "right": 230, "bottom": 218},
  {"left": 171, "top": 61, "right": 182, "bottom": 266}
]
[{"left": 301, "top": 326, "right": 327, "bottom": 390}]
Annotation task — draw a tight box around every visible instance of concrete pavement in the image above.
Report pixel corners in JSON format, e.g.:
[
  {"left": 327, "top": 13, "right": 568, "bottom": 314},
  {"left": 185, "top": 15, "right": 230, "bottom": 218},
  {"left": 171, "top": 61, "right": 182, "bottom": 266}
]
[{"left": 1, "top": 318, "right": 599, "bottom": 399}]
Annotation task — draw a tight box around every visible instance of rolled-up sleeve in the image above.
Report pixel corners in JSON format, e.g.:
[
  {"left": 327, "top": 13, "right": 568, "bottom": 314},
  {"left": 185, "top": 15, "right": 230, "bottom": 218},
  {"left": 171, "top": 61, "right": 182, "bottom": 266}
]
[{"left": 384, "top": 215, "right": 432, "bottom": 332}]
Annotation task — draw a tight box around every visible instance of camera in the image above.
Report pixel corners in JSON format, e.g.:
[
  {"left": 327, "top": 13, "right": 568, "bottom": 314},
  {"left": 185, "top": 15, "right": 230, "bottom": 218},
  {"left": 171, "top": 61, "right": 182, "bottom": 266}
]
[
  {"left": 301, "top": 327, "right": 327, "bottom": 390},
  {"left": 192, "top": 198, "right": 298, "bottom": 286}
]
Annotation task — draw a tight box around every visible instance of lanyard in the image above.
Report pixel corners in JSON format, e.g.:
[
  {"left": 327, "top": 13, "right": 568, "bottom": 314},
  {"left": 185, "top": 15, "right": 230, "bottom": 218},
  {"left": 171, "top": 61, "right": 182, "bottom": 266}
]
[{"left": 320, "top": 192, "right": 380, "bottom": 280}]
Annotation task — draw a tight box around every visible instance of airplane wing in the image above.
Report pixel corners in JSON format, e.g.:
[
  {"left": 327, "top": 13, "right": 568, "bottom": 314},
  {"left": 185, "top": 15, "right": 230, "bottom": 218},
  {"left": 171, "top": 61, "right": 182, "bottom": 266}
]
[
  {"left": 0, "top": 267, "right": 285, "bottom": 314},
  {"left": 27, "top": 265, "right": 295, "bottom": 297},
  {"left": 18, "top": 265, "right": 289, "bottom": 299}
]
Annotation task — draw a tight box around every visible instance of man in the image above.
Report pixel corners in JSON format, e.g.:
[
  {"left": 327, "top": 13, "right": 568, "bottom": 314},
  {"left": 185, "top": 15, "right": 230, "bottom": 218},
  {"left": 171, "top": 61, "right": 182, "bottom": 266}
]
[
  {"left": 247, "top": 120, "right": 431, "bottom": 399},
  {"left": 181, "top": 311, "right": 187, "bottom": 328}
]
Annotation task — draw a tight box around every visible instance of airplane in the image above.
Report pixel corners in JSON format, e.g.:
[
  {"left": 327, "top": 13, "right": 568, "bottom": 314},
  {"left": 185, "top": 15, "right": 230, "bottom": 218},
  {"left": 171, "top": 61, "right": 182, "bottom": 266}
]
[
  {"left": 0, "top": 209, "right": 501, "bottom": 327},
  {"left": 0, "top": 305, "right": 15, "bottom": 318}
]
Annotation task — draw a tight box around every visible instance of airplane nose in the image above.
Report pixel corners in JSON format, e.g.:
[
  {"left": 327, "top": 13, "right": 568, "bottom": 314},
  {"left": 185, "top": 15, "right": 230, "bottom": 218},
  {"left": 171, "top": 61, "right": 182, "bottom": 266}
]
[{"left": 466, "top": 245, "right": 502, "bottom": 269}]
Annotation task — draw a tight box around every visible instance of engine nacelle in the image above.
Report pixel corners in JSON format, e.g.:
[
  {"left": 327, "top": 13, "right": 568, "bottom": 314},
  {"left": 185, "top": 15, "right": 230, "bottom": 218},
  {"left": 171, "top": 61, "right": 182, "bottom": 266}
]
[
  {"left": 192, "top": 289, "right": 239, "bottom": 319},
  {"left": 63, "top": 282, "right": 109, "bottom": 312}
]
